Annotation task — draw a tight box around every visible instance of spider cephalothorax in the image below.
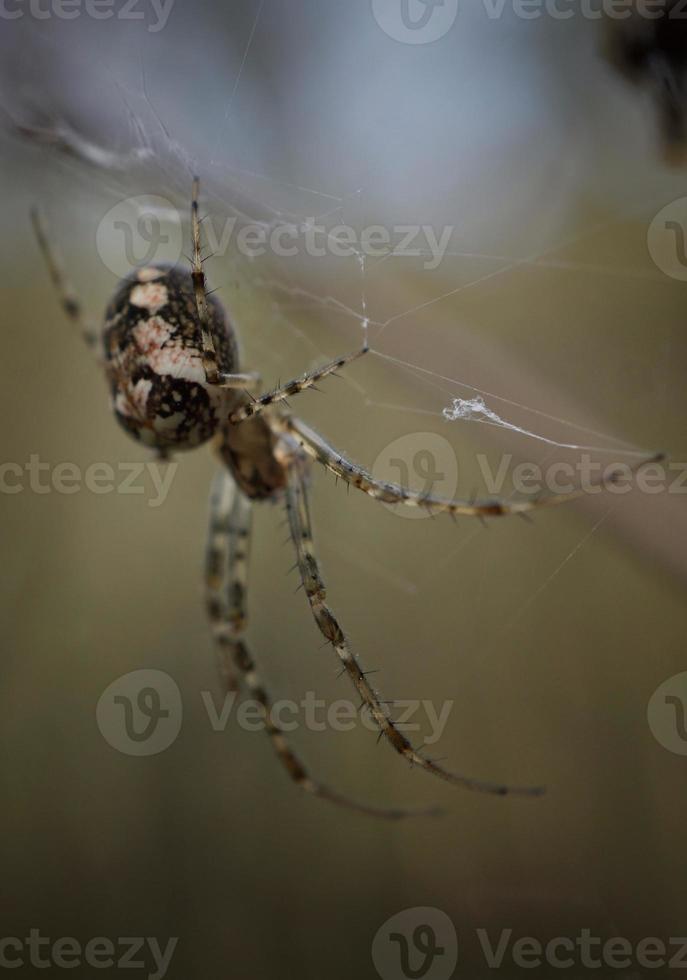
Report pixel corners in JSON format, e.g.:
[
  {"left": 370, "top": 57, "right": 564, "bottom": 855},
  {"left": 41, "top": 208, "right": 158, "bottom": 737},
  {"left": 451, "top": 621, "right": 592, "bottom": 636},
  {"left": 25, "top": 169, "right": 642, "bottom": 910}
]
[
  {"left": 32, "top": 179, "right": 659, "bottom": 820},
  {"left": 103, "top": 265, "right": 239, "bottom": 452}
]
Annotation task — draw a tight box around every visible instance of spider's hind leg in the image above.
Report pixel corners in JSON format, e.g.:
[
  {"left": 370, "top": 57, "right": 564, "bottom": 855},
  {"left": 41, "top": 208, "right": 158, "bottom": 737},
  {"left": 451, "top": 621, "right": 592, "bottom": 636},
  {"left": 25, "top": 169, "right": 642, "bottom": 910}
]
[
  {"left": 284, "top": 462, "right": 544, "bottom": 799},
  {"left": 204, "top": 469, "right": 429, "bottom": 820},
  {"left": 205, "top": 470, "right": 247, "bottom": 693}
]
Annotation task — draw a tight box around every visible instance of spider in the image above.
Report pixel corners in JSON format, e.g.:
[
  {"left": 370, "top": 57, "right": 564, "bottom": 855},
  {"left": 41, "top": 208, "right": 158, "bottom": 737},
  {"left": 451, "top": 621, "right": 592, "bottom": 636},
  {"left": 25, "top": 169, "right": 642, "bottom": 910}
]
[
  {"left": 603, "top": 0, "right": 687, "bottom": 155},
  {"left": 31, "top": 179, "right": 659, "bottom": 819}
]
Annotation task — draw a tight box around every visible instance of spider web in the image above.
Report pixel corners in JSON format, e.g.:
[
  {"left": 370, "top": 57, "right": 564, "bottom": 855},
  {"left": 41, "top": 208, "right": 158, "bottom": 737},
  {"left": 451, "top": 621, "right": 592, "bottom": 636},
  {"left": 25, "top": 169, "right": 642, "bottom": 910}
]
[{"left": 2, "top": 0, "right": 686, "bottom": 609}]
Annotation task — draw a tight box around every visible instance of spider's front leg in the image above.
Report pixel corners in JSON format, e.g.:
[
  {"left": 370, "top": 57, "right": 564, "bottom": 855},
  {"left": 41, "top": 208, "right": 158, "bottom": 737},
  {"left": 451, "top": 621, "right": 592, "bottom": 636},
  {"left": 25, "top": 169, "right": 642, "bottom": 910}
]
[
  {"left": 31, "top": 207, "right": 100, "bottom": 355},
  {"left": 228, "top": 346, "right": 369, "bottom": 424},
  {"left": 284, "top": 463, "right": 544, "bottom": 798},
  {"left": 191, "top": 176, "right": 364, "bottom": 403},
  {"left": 190, "top": 177, "right": 261, "bottom": 393}
]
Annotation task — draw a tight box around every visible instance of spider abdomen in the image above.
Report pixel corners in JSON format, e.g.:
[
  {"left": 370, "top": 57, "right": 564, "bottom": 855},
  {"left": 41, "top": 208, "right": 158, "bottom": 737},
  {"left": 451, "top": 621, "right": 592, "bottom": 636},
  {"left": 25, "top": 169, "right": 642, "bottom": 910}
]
[{"left": 103, "top": 265, "right": 239, "bottom": 451}]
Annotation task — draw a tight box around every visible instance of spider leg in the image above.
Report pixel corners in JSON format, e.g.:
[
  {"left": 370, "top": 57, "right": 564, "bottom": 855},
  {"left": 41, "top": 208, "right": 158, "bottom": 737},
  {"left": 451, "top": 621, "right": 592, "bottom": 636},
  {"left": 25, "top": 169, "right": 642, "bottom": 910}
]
[
  {"left": 206, "top": 470, "right": 432, "bottom": 819},
  {"left": 285, "top": 416, "right": 664, "bottom": 519},
  {"left": 30, "top": 207, "right": 100, "bottom": 354},
  {"left": 190, "top": 177, "right": 261, "bottom": 392},
  {"left": 205, "top": 470, "right": 245, "bottom": 693},
  {"left": 284, "top": 462, "right": 543, "bottom": 798},
  {"left": 229, "top": 347, "right": 368, "bottom": 424}
]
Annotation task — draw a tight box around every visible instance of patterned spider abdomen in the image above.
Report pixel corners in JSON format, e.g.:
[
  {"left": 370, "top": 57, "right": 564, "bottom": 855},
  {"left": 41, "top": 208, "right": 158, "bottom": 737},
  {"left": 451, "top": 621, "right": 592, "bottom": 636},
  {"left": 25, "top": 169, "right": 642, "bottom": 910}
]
[{"left": 103, "top": 265, "right": 238, "bottom": 452}]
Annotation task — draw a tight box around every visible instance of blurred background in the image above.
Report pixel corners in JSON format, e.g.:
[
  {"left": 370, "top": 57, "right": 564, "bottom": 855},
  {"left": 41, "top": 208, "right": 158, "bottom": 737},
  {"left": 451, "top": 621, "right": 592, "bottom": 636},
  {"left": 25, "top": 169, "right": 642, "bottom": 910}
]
[{"left": 1, "top": 1, "right": 686, "bottom": 977}]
